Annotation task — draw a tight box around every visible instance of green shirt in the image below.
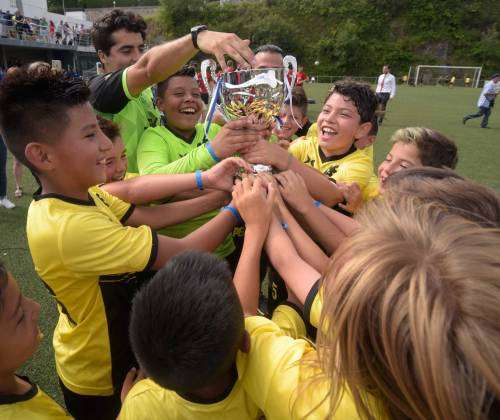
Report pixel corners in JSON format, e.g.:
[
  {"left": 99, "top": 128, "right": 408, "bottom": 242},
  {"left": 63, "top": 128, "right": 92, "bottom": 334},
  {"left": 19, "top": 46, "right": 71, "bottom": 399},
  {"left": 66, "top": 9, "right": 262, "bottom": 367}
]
[
  {"left": 138, "top": 123, "right": 234, "bottom": 258},
  {"left": 89, "top": 68, "right": 161, "bottom": 173}
]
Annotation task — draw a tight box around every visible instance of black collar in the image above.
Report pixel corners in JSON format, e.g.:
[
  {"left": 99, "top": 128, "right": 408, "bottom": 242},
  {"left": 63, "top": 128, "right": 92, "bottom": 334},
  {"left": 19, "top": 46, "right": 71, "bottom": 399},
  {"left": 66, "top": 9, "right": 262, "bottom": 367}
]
[
  {"left": 318, "top": 144, "right": 357, "bottom": 162},
  {"left": 33, "top": 186, "right": 95, "bottom": 206},
  {"left": 164, "top": 121, "right": 198, "bottom": 144},
  {"left": 0, "top": 376, "right": 38, "bottom": 405}
]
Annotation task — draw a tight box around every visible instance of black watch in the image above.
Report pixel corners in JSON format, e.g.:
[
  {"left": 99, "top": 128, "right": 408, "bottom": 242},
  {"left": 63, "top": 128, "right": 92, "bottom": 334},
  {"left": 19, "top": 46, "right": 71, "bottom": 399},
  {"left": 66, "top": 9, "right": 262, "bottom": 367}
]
[{"left": 191, "top": 25, "right": 208, "bottom": 50}]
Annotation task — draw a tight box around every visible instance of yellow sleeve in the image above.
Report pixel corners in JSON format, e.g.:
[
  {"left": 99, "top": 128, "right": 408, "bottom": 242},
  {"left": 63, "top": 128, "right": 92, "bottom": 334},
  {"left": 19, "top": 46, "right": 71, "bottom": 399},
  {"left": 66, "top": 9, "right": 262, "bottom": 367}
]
[
  {"left": 59, "top": 212, "right": 157, "bottom": 277},
  {"left": 89, "top": 186, "right": 134, "bottom": 222},
  {"left": 307, "top": 122, "right": 317, "bottom": 138},
  {"left": 241, "top": 316, "right": 328, "bottom": 419},
  {"left": 304, "top": 281, "right": 322, "bottom": 329},
  {"left": 271, "top": 304, "right": 307, "bottom": 339},
  {"left": 334, "top": 153, "right": 373, "bottom": 190},
  {"left": 288, "top": 136, "right": 309, "bottom": 162},
  {"left": 362, "top": 174, "right": 380, "bottom": 201}
]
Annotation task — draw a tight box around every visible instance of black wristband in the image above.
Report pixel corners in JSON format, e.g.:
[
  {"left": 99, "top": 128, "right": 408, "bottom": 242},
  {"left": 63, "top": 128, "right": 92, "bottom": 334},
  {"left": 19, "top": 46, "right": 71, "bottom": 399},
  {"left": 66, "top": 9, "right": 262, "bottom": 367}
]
[{"left": 190, "top": 25, "right": 207, "bottom": 50}]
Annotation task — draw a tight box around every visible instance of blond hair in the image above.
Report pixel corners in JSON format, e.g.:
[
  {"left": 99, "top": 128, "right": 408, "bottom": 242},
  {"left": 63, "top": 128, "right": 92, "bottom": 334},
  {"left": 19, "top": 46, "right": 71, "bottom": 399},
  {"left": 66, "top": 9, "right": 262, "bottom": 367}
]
[
  {"left": 390, "top": 127, "right": 458, "bottom": 169},
  {"left": 317, "top": 197, "right": 500, "bottom": 419}
]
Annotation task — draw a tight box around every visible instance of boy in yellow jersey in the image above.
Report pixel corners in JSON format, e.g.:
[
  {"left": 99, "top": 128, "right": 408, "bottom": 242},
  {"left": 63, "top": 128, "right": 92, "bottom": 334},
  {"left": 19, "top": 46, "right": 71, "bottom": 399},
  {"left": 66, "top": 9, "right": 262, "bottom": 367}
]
[
  {"left": 120, "top": 177, "right": 276, "bottom": 419},
  {"left": 0, "top": 68, "right": 251, "bottom": 420},
  {"left": 0, "top": 261, "right": 72, "bottom": 419},
  {"left": 242, "top": 80, "right": 377, "bottom": 207},
  {"left": 138, "top": 66, "right": 266, "bottom": 263}
]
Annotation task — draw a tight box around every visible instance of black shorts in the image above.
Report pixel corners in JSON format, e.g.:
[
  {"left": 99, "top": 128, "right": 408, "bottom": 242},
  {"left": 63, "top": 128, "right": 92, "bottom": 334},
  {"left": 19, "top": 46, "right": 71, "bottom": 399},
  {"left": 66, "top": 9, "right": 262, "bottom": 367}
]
[{"left": 59, "top": 379, "right": 121, "bottom": 420}]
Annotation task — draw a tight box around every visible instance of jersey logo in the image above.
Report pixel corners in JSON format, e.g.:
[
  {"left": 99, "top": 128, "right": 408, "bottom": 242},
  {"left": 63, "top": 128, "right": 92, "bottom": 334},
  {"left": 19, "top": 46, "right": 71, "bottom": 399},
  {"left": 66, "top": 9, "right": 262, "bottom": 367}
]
[
  {"left": 304, "top": 156, "right": 316, "bottom": 167},
  {"left": 324, "top": 165, "right": 339, "bottom": 179}
]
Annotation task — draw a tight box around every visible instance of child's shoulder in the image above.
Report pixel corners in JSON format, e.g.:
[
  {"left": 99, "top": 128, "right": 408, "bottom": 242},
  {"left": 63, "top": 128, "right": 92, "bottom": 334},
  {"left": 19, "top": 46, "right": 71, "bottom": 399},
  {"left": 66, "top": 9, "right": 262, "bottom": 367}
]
[{"left": 0, "top": 376, "right": 71, "bottom": 419}]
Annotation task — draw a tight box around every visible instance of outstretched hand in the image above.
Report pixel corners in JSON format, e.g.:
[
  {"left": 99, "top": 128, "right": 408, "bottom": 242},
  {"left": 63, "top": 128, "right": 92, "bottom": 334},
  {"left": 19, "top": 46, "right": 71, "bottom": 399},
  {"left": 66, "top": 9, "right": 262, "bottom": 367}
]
[
  {"left": 232, "top": 176, "right": 276, "bottom": 233},
  {"left": 204, "top": 157, "right": 252, "bottom": 192},
  {"left": 275, "top": 170, "right": 314, "bottom": 214},
  {"left": 196, "top": 31, "right": 254, "bottom": 70},
  {"left": 337, "top": 182, "right": 363, "bottom": 214}
]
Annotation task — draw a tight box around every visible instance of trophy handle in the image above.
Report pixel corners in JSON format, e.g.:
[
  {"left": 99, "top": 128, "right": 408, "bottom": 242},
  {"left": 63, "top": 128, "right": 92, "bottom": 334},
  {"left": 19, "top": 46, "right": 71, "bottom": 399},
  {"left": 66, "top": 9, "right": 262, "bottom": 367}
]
[
  {"left": 283, "top": 55, "right": 297, "bottom": 98},
  {"left": 200, "top": 59, "right": 218, "bottom": 97}
]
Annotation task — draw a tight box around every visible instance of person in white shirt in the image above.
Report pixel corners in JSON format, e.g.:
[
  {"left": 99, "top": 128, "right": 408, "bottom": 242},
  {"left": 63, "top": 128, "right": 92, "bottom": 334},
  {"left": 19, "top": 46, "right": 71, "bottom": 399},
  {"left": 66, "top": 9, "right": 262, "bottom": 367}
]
[
  {"left": 375, "top": 65, "right": 396, "bottom": 125},
  {"left": 463, "top": 73, "right": 500, "bottom": 129}
]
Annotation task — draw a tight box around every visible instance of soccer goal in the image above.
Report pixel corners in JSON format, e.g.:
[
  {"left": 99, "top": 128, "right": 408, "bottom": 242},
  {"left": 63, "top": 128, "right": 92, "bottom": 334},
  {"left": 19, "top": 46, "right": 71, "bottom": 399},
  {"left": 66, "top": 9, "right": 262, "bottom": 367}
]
[{"left": 410, "top": 65, "right": 482, "bottom": 88}]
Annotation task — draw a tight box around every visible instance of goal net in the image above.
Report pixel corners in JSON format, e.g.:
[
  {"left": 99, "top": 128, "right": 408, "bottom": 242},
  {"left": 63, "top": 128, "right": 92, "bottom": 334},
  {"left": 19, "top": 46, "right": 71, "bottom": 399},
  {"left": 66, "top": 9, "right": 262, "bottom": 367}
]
[{"left": 409, "top": 65, "right": 482, "bottom": 88}]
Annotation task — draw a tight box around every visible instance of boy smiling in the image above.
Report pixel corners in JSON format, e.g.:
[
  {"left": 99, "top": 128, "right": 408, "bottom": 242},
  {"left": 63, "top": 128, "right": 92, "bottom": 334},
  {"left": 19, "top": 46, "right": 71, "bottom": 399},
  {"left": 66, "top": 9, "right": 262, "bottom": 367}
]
[{"left": 0, "top": 69, "right": 245, "bottom": 419}]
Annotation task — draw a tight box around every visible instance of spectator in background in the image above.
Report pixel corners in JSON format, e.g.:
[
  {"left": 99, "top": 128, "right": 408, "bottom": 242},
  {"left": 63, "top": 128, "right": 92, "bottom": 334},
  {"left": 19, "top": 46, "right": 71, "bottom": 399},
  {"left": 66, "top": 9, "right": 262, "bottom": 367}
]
[
  {"left": 375, "top": 64, "right": 396, "bottom": 125},
  {"left": 39, "top": 17, "right": 48, "bottom": 42},
  {"left": 0, "top": 136, "right": 15, "bottom": 209},
  {"left": 49, "top": 19, "right": 55, "bottom": 42},
  {"left": 463, "top": 73, "right": 500, "bottom": 129},
  {"left": 295, "top": 65, "right": 309, "bottom": 86}
]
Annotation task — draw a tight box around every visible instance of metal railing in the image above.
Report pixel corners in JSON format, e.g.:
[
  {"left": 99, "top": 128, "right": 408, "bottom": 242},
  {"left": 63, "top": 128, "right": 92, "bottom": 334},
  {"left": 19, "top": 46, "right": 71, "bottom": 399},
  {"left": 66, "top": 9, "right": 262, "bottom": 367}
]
[{"left": 0, "top": 15, "right": 92, "bottom": 47}]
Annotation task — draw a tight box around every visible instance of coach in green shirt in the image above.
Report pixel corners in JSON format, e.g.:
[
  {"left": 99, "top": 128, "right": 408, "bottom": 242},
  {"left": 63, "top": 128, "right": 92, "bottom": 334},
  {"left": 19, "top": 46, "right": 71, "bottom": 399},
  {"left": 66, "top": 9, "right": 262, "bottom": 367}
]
[{"left": 89, "top": 9, "right": 256, "bottom": 172}]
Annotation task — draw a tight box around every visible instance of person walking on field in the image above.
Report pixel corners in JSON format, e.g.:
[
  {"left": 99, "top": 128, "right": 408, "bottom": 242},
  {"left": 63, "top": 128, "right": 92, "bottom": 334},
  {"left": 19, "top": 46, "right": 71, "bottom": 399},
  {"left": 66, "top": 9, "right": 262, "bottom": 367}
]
[
  {"left": 463, "top": 73, "right": 500, "bottom": 129},
  {"left": 375, "top": 65, "right": 396, "bottom": 125}
]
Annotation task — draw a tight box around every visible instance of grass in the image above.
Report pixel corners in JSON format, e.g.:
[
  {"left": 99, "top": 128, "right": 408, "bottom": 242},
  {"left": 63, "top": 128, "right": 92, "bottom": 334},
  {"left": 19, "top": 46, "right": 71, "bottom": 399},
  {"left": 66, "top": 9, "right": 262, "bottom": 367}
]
[{"left": 0, "top": 84, "right": 499, "bottom": 406}]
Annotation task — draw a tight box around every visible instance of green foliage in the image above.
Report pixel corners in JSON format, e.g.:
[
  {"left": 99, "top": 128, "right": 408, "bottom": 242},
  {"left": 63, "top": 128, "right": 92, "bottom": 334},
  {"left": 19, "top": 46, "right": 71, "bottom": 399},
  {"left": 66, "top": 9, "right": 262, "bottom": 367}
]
[{"left": 154, "top": 0, "right": 499, "bottom": 76}]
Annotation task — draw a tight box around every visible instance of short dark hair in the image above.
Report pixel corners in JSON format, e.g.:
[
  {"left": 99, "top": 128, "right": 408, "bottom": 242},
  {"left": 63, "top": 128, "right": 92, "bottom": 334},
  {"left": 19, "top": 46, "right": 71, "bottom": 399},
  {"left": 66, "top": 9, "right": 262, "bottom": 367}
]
[
  {"left": 369, "top": 116, "right": 379, "bottom": 136},
  {"left": 285, "top": 86, "right": 308, "bottom": 116},
  {"left": 97, "top": 116, "right": 121, "bottom": 142},
  {"left": 0, "top": 68, "right": 90, "bottom": 172},
  {"left": 91, "top": 9, "right": 147, "bottom": 56},
  {"left": 156, "top": 65, "right": 197, "bottom": 99},
  {"left": 130, "top": 251, "right": 244, "bottom": 392},
  {"left": 390, "top": 127, "right": 458, "bottom": 169},
  {"left": 254, "top": 44, "right": 284, "bottom": 56},
  {"left": 325, "top": 80, "right": 377, "bottom": 123}
]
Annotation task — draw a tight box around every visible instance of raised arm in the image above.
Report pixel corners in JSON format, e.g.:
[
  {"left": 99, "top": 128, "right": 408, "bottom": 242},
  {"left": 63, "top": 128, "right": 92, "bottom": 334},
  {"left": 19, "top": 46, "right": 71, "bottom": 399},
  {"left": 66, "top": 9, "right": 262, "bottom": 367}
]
[
  {"left": 126, "top": 30, "right": 254, "bottom": 97},
  {"left": 102, "top": 157, "right": 250, "bottom": 204},
  {"left": 242, "top": 140, "right": 344, "bottom": 206},
  {"left": 232, "top": 177, "right": 275, "bottom": 316},
  {"left": 265, "top": 215, "right": 320, "bottom": 305},
  {"left": 275, "top": 171, "right": 346, "bottom": 254},
  {"left": 125, "top": 190, "right": 230, "bottom": 230}
]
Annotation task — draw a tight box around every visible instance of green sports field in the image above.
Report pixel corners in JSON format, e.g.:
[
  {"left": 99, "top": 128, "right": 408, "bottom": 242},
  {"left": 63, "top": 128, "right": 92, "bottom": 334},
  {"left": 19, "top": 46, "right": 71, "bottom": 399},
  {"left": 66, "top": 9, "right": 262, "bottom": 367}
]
[{"left": 1, "top": 84, "right": 499, "bottom": 405}]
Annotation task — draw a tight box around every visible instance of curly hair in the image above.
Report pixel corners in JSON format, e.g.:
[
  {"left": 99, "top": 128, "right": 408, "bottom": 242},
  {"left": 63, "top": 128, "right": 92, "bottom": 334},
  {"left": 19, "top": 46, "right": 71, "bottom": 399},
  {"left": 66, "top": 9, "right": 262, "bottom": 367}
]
[
  {"left": 325, "top": 80, "right": 378, "bottom": 123},
  {"left": 0, "top": 67, "right": 90, "bottom": 172},
  {"left": 97, "top": 116, "right": 121, "bottom": 142},
  {"left": 91, "top": 9, "right": 147, "bottom": 55}
]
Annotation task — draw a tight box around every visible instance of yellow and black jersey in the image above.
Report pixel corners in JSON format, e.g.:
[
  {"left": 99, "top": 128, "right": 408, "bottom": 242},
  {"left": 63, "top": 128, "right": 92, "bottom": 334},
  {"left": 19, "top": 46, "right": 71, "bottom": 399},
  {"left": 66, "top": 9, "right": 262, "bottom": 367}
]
[
  {"left": 27, "top": 186, "right": 158, "bottom": 396},
  {"left": 0, "top": 376, "right": 72, "bottom": 419},
  {"left": 289, "top": 134, "right": 374, "bottom": 191}
]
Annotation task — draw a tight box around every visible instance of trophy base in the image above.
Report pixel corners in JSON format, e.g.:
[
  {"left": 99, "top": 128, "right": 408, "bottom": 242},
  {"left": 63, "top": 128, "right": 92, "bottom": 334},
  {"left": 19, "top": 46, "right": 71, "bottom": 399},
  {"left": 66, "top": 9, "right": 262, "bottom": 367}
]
[{"left": 252, "top": 164, "right": 273, "bottom": 174}]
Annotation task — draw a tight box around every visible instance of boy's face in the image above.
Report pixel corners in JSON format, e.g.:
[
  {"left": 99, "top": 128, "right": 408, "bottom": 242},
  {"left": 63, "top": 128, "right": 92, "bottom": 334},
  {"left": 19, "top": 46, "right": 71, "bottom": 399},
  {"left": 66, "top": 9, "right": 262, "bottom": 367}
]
[
  {"left": 316, "top": 93, "right": 370, "bottom": 156},
  {"left": 157, "top": 76, "right": 203, "bottom": 133},
  {"left": 0, "top": 273, "right": 41, "bottom": 373},
  {"left": 274, "top": 105, "right": 307, "bottom": 140},
  {"left": 105, "top": 137, "right": 128, "bottom": 182},
  {"left": 29, "top": 103, "right": 113, "bottom": 192},
  {"left": 378, "top": 142, "right": 422, "bottom": 192},
  {"left": 99, "top": 29, "right": 145, "bottom": 73}
]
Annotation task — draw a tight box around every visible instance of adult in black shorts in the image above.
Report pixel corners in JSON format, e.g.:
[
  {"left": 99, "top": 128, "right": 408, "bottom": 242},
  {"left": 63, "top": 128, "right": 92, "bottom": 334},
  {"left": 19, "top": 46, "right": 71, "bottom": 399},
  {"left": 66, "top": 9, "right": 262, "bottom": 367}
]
[{"left": 375, "top": 65, "right": 396, "bottom": 125}]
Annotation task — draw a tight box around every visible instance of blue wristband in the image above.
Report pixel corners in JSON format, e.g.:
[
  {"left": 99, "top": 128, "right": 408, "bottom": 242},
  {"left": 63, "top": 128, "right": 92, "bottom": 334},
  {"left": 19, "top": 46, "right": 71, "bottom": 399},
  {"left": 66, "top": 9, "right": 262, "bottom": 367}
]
[
  {"left": 222, "top": 205, "right": 242, "bottom": 223},
  {"left": 206, "top": 142, "right": 221, "bottom": 162},
  {"left": 313, "top": 200, "right": 321, "bottom": 208},
  {"left": 195, "top": 170, "right": 204, "bottom": 190}
]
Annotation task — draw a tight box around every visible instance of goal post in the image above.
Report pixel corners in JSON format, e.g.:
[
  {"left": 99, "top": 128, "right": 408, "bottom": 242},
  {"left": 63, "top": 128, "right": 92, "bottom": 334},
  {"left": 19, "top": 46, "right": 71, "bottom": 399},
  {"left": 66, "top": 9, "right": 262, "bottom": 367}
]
[{"left": 412, "top": 65, "right": 483, "bottom": 88}]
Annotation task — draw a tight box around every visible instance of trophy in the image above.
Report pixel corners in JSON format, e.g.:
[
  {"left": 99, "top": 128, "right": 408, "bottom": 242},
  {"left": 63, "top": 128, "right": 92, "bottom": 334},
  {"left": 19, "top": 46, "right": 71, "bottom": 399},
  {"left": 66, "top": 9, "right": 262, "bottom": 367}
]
[{"left": 201, "top": 56, "right": 297, "bottom": 172}]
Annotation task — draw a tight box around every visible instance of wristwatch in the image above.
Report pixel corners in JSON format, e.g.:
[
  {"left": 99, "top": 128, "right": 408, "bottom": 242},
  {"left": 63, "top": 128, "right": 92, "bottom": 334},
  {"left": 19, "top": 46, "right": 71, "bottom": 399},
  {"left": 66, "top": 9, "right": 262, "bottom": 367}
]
[{"left": 191, "top": 25, "right": 208, "bottom": 50}]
